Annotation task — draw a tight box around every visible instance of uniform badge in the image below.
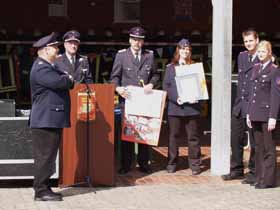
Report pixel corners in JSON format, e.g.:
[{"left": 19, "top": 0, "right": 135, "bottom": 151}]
[
  {"left": 276, "top": 77, "right": 280, "bottom": 86},
  {"left": 262, "top": 75, "right": 267, "bottom": 78},
  {"left": 38, "top": 61, "right": 43, "bottom": 65},
  {"left": 145, "top": 65, "right": 151, "bottom": 70}
]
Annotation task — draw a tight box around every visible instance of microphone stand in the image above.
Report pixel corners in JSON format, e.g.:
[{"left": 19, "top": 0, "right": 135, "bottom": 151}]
[
  {"left": 82, "top": 71, "right": 94, "bottom": 189},
  {"left": 63, "top": 67, "right": 95, "bottom": 193}
]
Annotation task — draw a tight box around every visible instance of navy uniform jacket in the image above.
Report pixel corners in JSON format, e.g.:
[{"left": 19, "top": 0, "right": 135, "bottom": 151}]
[
  {"left": 29, "top": 57, "right": 74, "bottom": 128},
  {"left": 163, "top": 63, "right": 201, "bottom": 117},
  {"left": 110, "top": 48, "right": 159, "bottom": 88},
  {"left": 232, "top": 51, "right": 259, "bottom": 118},
  {"left": 247, "top": 62, "right": 280, "bottom": 122},
  {"left": 54, "top": 53, "right": 93, "bottom": 84}
]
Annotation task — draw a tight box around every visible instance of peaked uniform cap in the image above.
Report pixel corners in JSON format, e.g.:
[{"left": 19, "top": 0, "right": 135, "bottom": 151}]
[
  {"left": 177, "top": 38, "right": 191, "bottom": 47},
  {"left": 129, "top": 27, "right": 146, "bottom": 39},
  {"left": 33, "top": 32, "right": 60, "bottom": 48},
  {"left": 63, "top": 30, "right": 80, "bottom": 42}
]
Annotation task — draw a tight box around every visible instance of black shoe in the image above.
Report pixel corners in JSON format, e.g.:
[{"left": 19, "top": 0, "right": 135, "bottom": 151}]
[
  {"left": 221, "top": 172, "right": 244, "bottom": 181},
  {"left": 250, "top": 182, "right": 258, "bottom": 186},
  {"left": 166, "top": 165, "right": 176, "bottom": 173},
  {"left": 139, "top": 165, "right": 152, "bottom": 174},
  {"left": 48, "top": 187, "right": 62, "bottom": 196},
  {"left": 34, "top": 191, "right": 63, "bottom": 201},
  {"left": 118, "top": 168, "right": 130, "bottom": 175},
  {"left": 192, "top": 169, "right": 201, "bottom": 176},
  {"left": 255, "top": 183, "right": 276, "bottom": 189},
  {"left": 241, "top": 179, "right": 255, "bottom": 185},
  {"left": 245, "top": 172, "right": 255, "bottom": 180}
]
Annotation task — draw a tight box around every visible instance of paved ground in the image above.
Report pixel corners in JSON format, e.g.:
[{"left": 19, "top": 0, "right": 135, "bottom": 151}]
[{"left": 1, "top": 147, "right": 280, "bottom": 210}]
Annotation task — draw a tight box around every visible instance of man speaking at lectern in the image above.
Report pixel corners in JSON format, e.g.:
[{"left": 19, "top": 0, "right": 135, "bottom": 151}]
[
  {"left": 110, "top": 26, "right": 159, "bottom": 174},
  {"left": 29, "top": 33, "right": 74, "bottom": 201}
]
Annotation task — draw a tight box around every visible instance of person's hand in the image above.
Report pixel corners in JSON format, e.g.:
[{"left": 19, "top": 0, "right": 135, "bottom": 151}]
[
  {"left": 63, "top": 71, "right": 74, "bottom": 83},
  {"left": 68, "top": 74, "right": 74, "bottom": 81},
  {"left": 116, "top": 86, "right": 130, "bottom": 99},
  {"left": 143, "top": 83, "right": 153, "bottom": 94},
  {"left": 268, "top": 118, "right": 276, "bottom": 132},
  {"left": 177, "top": 97, "right": 183, "bottom": 105},
  {"left": 246, "top": 114, "right": 252, "bottom": 128}
]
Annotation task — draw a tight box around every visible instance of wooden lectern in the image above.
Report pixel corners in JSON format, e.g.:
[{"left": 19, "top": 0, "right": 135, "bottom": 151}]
[{"left": 60, "top": 84, "right": 115, "bottom": 186}]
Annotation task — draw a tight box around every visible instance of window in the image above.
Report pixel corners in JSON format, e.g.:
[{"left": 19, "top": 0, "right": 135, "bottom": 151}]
[
  {"left": 173, "top": 0, "right": 192, "bottom": 21},
  {"left": 114, "top": 0, "right": 141, "bottom": 23},
  {"left": 48, "top": 0, "right": 68, "bottom": 17}
]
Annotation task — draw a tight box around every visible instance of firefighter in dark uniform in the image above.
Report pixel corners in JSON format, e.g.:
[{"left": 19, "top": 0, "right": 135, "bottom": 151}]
[
  {"left": 163, "top": 39, "right": 202, "bottom": 175},
  {"left": 55, "top": 30, "right": 93, "bottom": 84},
  {"left": 247, "top": 40, "right": 280, "bottom": 189},
  {"left": 29, "top": 33, "right": 74, "bottom": 201},
  {"left": 110, "top": 26, "right": 159, "bottom": 174},
  {"left": 222, "top": 29, "right": 259, "bottom": 183}
]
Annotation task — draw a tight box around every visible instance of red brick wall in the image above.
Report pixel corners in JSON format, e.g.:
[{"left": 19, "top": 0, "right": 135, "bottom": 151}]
[{"left": 0, "top": 0, "right": 278, "bottom": 37}]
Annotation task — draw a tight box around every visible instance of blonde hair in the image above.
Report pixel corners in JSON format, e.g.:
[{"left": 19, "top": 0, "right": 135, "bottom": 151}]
[{"left": 257, "top": 40, "right": 272, "bottom": 55}]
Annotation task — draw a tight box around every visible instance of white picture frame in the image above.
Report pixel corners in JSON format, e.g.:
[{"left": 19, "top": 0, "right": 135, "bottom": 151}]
[
  {"left": 175, "top": 73, "right": 201, "bottom": 103},
  {"left": 175, "top": 62, "right": 209, "bottom": 102}
]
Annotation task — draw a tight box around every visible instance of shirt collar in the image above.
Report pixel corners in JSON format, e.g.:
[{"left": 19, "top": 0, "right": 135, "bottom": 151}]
[
  {"left": 250, "top": 52, "right": 258, "bottom": 62},
  {"left": 65, "top": 52, "right": 76, "bottom": 63},
  {"left": 130, "top": 48, "right": 141, "bottom": 58},
  {"left": 261, "top": 60, "right": 271, "bottom": 69},
  {"left": 178, "top": 59, "right": 186, "bottom": 66}
]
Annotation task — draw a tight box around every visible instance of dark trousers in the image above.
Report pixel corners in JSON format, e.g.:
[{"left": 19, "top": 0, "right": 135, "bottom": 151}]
[
  {"left": 252, "top": 122, "right": 277, "bottom": 186},
  {"left": 231, "top": 114, "right": 255, "bottom": 174},
  {"left": 32, "top": 128, "right": 61, "bottom": 194},
  {"left": 167, "top": 115, "right": 201, "bottom": 171},
  {"left": 120, "top": 140, "right": 150, "bottom": 169}
]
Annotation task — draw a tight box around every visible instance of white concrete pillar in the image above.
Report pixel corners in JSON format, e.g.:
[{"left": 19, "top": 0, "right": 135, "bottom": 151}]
[{"left": 210, "top": 0, "right": 233, "bottom": 175}]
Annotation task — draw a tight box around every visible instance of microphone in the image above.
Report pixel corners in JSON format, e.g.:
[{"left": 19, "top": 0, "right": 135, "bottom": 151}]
[
  {"left": 79, "top": 57, "right": 88, "bottom": 73},
  {"left": 78, "top": 57, "right": 88, "bottom": 83}
]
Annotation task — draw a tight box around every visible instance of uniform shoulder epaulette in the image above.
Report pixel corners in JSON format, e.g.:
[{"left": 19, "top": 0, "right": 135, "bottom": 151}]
[
  {"left": 118, "top": 49, "right": 126, "bottom": 53},
  {"left": 166, "top": 63, "right": 172, "bottom": 67},
  {"left": 79, "top": 54, "right": 88, "bottom": 59},
  {"left": 145, "top": 49, "right": 154, "bottom": 54},
  {"left": 77, "top": 54, "right": 88, "bottom": 62},
  {"left": 56, "top": 54, "right": 63, "bottom": 61},
  {"left": 240, "top": 50, "right": 248, "bottom": 55},
  {"left": 36, "top": 60, "right": 49, "bottom": 72},
  {"left": 254, "top": 63, "right": 260, "bottom": 66}
]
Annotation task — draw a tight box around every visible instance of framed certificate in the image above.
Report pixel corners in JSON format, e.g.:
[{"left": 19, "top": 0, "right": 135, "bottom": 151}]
[
  {"left": 175, "top": 62, "right": 209, "bottom": 102},
  {"left": 122, "top": 86, "right": 167, "bottom": 146},
  {"left": 175, "top": 73, "right": 202, "bottom": 103}
]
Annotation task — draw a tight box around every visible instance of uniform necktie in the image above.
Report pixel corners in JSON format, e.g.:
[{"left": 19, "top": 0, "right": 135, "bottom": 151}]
[
  {"left": 135, "top": 53, "right": 140, "bottom": 65},
  {"left": 70, "top": 56, "right": 75, "bottom": 68},
  {"left": 248, "top": 54, "right": 253, "bottom": 63},
  {"left": 259, "top": 64, "right": 263, "bottom": 72}
]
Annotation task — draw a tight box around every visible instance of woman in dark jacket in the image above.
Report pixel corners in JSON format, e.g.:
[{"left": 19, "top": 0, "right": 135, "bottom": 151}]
[
  {"left": 163, "top": 39, "right": 202, "bottom": 174},
  {"left": 246, "top": 40, "right": 280, "bottom": 189}
]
